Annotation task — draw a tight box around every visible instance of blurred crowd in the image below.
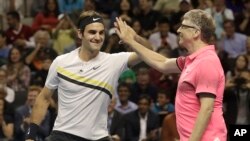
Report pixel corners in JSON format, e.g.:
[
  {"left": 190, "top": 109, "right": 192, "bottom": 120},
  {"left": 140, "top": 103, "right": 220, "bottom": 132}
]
[{"left": 0, "top": 0, "right": 249, "bottom": 141}]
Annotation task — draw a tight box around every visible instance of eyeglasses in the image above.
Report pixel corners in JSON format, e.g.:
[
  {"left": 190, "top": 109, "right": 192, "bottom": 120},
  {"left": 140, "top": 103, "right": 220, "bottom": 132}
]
[{"left": 179, "top": 24, "right": 199, "bottom": 30}]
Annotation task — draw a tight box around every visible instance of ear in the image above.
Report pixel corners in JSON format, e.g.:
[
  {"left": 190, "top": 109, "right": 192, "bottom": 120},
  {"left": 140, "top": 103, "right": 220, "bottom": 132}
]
[
  {"left": 193, "top": 29, "right": 200, "bottom": 39},
  {"left": 77, "top": 29, "right": 83, "bottom": 39}
]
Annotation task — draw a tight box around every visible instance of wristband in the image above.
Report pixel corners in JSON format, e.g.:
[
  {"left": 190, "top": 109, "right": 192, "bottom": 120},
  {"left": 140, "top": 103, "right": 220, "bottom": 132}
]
[{"left": 25, "top": 123, "right": 39, "bottom": 140}]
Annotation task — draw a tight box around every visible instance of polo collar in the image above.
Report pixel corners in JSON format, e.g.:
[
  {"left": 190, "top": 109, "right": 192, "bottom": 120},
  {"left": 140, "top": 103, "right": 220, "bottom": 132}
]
[{"left": 187, "top": 45, "right": 215, "bottom": 61}]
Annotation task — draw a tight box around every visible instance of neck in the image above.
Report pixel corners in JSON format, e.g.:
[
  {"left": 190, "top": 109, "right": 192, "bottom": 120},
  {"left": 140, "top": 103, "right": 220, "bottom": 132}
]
[
  {"left": 121, "top": 100, "right": 128, "bottom": 106},
  {"left": 79, "top": 46, "right": 99, "bottom": 61},
  {"left": 186, "top": 40, "right": 209, "bottom": 54},
  {"left": 14, "top": 23, "right": 21, "bottom": 30}
]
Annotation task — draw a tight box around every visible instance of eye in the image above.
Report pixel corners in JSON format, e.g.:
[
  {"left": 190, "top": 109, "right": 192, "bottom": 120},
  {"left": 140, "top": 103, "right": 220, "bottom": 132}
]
[{"left": 88, "top": 30, "right": 97, "bottom": 34}]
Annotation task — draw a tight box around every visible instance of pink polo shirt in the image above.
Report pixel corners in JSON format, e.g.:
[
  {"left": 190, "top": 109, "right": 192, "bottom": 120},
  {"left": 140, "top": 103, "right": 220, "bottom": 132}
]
[{"left": 176, "top": 45, "right": 227, "bottom": 141}]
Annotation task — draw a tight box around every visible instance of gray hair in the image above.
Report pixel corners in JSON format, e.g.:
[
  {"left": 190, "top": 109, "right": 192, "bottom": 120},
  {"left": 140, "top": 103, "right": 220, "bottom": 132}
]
[{"left": 183, "top": 9, "right": 215, "bottom": 43}]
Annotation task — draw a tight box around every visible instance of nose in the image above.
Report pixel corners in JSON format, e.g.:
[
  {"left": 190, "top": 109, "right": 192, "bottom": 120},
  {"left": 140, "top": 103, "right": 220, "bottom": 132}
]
[
  {"left": 177, "top": 27, "right": 181, "bottom": 34},
  {"left": 94, "top": 33, "right": 101, "bottom": 40}
]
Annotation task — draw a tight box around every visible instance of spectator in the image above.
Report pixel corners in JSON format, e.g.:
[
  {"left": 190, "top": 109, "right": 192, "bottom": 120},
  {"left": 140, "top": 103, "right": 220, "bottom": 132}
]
[
  {"left": 31, "top": 0, "right": 60, "bottom": 32},
  {"left": 0, "top": 68, "right": 15, "bottom": 104},
  {"left": 25, "top": 30, "right": 57, "bottom": 73},
  {"left": 115, "top": 82, "right": 138, "bottom": 115},
  {"left": 124, "top": 95, "right": 160, "bottom": 141},
  {"left": 0, "top": 82, "right": 14, "bottom": 140},
  {"left": 149, "top": 16, "right": 178, "bottom": 51},
  {"left": 205, "top": 0, "right": 234, "bottom": 40},
  {"left": 0, "top": 30, "right": 11, "bottom": 66},
  {"left": 14, "top": 85, "right": 50, "bottom": 141},
  {"left": 5, "top": 11, "right": 33, "bottom": 49},
  {"left": 2, "top": 47, "right": 31, "bottom": 93},
  {"left": 52, "top": 14, "right": 77, "bottom": 55}
]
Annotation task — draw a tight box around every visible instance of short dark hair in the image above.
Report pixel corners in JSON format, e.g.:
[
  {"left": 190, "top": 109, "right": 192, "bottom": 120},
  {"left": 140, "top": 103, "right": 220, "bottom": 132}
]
[
  {"left": 138, "top": 94, "right": 152, "bottom": 104},
  {"left": 7, "top": 11, "right": 21, "bottom": 21}
]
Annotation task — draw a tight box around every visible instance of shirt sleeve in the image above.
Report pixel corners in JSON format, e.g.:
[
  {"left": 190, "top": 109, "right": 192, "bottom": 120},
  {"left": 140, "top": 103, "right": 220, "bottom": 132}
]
[
  {"left": 45, "top": 57, "right": 60, "bottom": 90},
  {"left": 195, "top": 59, "right": 220, "bottom": 96},
  {"left": 176, "top": 56, "right": 186, "bottom": 71}
]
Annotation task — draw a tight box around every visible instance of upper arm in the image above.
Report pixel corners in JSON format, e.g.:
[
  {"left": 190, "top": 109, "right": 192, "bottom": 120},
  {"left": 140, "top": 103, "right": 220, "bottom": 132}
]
[
  {"left": 127, "top": 52, "right": 140, "bottom": 67},
  {"left": 162, "top": 58, "right": 181, "bottom": 74},
  {"left": 198, "top": 93, "right": 215, "bottom": 112}
]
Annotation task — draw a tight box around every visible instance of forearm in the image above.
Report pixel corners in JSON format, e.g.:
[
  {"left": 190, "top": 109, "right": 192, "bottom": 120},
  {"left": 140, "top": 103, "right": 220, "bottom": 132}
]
[
  {"left": 31, "top": 94, "right": 50, "bottom": 125},
  {"left": 239, "top": 18, "right": 249, "bottom": 31},
  {"left": 25, "top": 48, "right": 40, "bottom": 64},
  {"left": 127, "top": 40, "right": 170, "bottom": 73},
  {"left": 134, "top": 35, "right": 152, "bottom": 50},
  {"left": 189, "top": 108, "right": 213, "bottom": 141}
]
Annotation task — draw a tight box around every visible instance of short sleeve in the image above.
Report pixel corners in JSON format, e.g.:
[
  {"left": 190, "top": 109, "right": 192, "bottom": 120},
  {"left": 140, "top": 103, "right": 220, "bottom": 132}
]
[
  {"left": 45, "top": 57, "right": 60, "bottom": 90},
  {"left": 176, "top": 56, "right": 186, "bottom": 71},
  {"left": 195, "top": 60, "right": 220, "bottom": 96}
]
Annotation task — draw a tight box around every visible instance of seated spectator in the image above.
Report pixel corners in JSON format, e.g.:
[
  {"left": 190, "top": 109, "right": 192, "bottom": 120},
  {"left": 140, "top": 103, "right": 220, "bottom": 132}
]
[
  {"left": 5, "top": 11, "right": 33, "bottom": 49},
  {"left": 14, "top": 85, "right": 51, "bottom": 141},
  {"left": 104, "top": 28, "right": 126, "bottom": 53},
  {"left": 205, "top": 0, "right": 234, "bottom": 40},
  {"left": 31, "top": 0, "right": 60, "bottom": 32},
  {"left": 52, "top": 13, "right": 77, "bottom": 55},
  {"left": 149, "top": 16, "right": 178, "bottom": 51},
  {"left": 110, "top": 0, "right": 135, "bottom": 28},
  {"left": 151, "top": 89, "right": 174, "bottom": 121},
  {"left": 118, "top": 69, "right": 136, "bottom": 86},
  {"left": 25, "top": 30, "right": 57, "bottom": 73},
  {"left": 2, "top": 47, "right": 31, "bottom": 93},
  {"left": 0, "top": 83, "right": 14, "bottom": 140},
  {"left": 130, "top": 65, "right": 158, "bottom": 103},
  {"left": 124, "top": 95, "right": 160, "bottom": 141},
  {"left": 115, "top": 82, "right": 138, "bottom": 115},
  {"left": 225, "top": 55, "right": 249, "bottom": 88},
  {"left": 0, "top": 30, "right": 11, "bottom": 67},
  {"left": 108, "top": 98, "right": 124, "bottom": 141},
  {"left": 57, "top": 0, "right": 84, "bottom": 14},
  {"left": 31, "top": 56, "right": 52, "bottom": 86},
  {"left": 223, "top": 69, "right": 250, "bottom": 127},
  {"left": 0, "top": 68, "right": 15, "bottom": 104}
]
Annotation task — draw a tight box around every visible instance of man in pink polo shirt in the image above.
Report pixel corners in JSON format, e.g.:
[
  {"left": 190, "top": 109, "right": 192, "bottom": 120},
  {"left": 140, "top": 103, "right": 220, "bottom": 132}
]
[{"left": 115, "top": 9, "right": 227, "bottom": 141}]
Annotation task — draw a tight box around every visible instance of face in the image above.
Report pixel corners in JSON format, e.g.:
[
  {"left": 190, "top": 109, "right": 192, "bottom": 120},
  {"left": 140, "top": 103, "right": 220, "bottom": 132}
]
[
  {"left": 132, "top": 21, "right": 142, "bottom": 34},
  {"left": 157, "top": 93, "right": 169, "bottom": 106},
  {"left": 118, "top": 86, "right": 130, "bottom": 102},
  {"left": 10, "top": 48, "right": 21, "bottom": 63},
  {"left": 236, "top": 56, "right": 247, "bottom": 70},
  {"left": 159, "top": 23, "right": 169, "bottom": 37},
  {"left": 120, "top": 0, "right": 131, "bottom": 12},
  {"left": 35, "top": 33, "right": 50, "bottom": 47},
  {"left": 27, "top": 90, "right": 40, "bottom": 106},
  {"left": 138, "top": 98, "right": 150, "bottom": 114},
  {"left": 42, "top": 59, "right": 52, "bottom": 70},
  {"left": 224, "top": 22, "right": 235, "bottom": 37},
  {"left": 177, "top": 18, "right": 199, "bottom": 48},
  {"left": 136, "top": 69, "right": 150, "bottom": 86},
  {"left": 6, "top": 15, "right": 16, "bottom": 28},
  {"left": 47, "top": 0, "right": 57, "bottom": 12},
  {"left": 139, "top": 0, "right": 151, "bottom": 10},
  {"left": 80, "top": 22, "right": 105, "bottom": 52},
  {"left": 61, "top": 19, "right": 70, "bottom": 29},
  {"left": 84, "top": 0, "right": 96, "bottom": 11}
]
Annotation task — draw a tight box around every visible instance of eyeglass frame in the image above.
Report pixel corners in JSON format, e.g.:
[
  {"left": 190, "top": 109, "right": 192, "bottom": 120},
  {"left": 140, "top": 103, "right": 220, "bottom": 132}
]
[{"left": 179, "top": 23, "right": 200, "bottom": 30}]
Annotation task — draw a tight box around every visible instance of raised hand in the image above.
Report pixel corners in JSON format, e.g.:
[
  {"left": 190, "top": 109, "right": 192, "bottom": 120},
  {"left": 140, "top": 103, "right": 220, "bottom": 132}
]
[{"left": 114, "top": 17, "right": 136, "bottom": 45}]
